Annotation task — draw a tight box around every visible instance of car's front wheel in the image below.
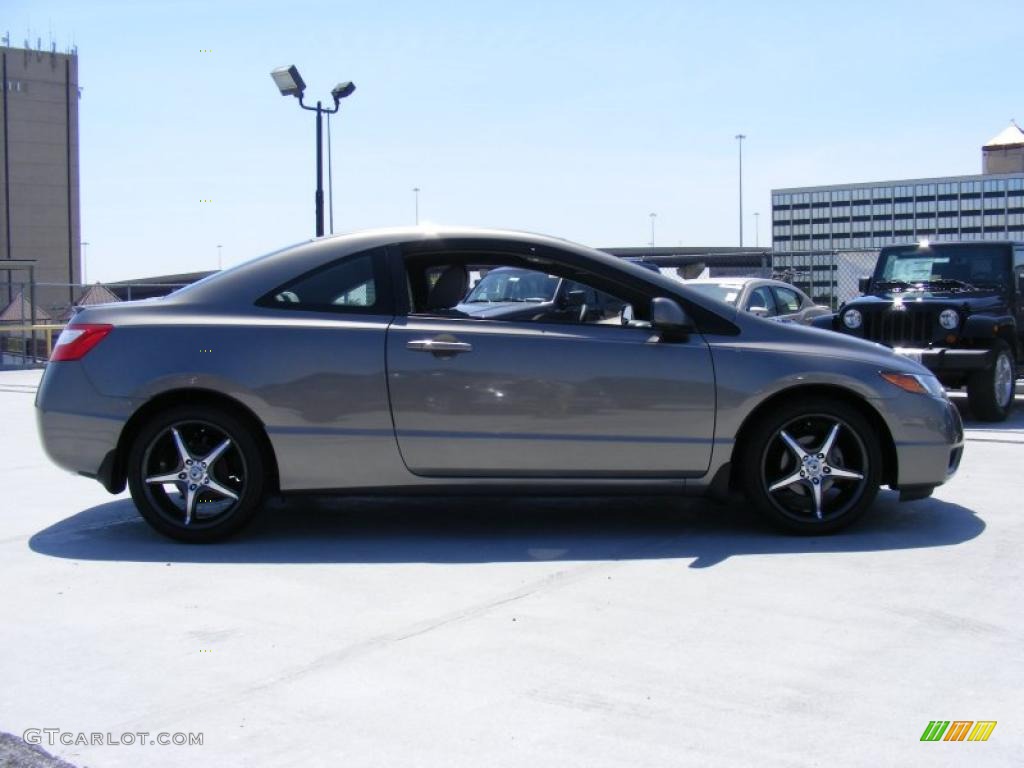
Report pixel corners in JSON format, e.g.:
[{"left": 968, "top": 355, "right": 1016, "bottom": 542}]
[
  {"left": 127, "top": 405, "right": 266, "bottom": 542},
  {"left": 739, "top": 397, "right": 882, "bottom": 534},
  {"left": 966, "top": 340, "right": 1016, "bottom": 422}
]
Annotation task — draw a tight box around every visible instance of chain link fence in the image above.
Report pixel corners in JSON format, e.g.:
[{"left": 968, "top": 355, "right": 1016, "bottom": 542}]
[
  {"left": 1, "top": 252, "right": 885, "bottom": 367},
  {"left": 770, "top": 250, "right": 879, "bottom": 310},
  {"left": 0, "top": 281, "right": 187, "bottom": 368}
]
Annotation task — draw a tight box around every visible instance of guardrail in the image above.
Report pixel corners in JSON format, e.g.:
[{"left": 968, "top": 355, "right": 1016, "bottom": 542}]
[{"left": 0, "top": 323, "right": 67, "bottom": 368}]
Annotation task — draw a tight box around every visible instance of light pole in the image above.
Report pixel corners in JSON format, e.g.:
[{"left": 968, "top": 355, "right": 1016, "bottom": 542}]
[
  {"left": 753, "top": 212, "right": 760, "bottom": 248},
  {"left": 413, "top": 187, "right": 420, "bottom": 224},
  {"left": 271, "top": 66, "right": 356, "bottom": 238},
  {"left": 80, "top": 241, "right": 89, "bottom": 285},
  {"left": 217, "top": 244, "right": 223, "bottom": 270},
  {"left": 649, "top": 212, "right": 657, "bottom": 247},
  {"left": 735, "top": 133, "right": 746, "bottom": 246}
]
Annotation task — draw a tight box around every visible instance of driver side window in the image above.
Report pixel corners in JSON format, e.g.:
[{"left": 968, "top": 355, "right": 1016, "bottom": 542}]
[
  {"left": 746, "top": 286, "right": 777, "bottom": 316},
  {"left": 403, "top": 251, "right": 640, "bottom": 327}
]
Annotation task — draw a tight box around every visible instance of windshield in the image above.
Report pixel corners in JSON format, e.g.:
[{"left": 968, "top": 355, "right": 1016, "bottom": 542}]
[
  {"left": 876, "top": 244, "right": 1008, "bottom": 287},
  {"left": 463, "top": 268, "right": 560, "bottom": 303},
  {"left": 685, "top": 283, "right": 742, "bottom": 305}
]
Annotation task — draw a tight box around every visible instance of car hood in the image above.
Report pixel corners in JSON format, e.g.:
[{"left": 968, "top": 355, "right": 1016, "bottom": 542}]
[
  {"left": 845, "top": 291, "right": 1005, "bottom": 310},
  {"left": 727, "top": 310, "right": 930, "bottom": 374}
]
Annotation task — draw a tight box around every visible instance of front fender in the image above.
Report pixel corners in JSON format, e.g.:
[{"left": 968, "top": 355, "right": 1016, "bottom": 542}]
[
  {"left": 811, "top": 313, "right": 837, "bottom": 331},
  {"left": 962, "top": 314, "right": 1015, "bottom": 339}
]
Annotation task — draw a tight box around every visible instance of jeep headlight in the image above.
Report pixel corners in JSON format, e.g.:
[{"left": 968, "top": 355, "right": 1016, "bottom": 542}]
[
  {"left": 842, "top": 309, "right": 863, "bottom": 329},
  {"left": 939, "top": 309, "right": 959, "bottom": 330}
]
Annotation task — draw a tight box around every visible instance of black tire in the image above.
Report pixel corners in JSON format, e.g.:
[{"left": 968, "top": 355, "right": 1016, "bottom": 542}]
[
  {"left": 966, "top": 340, "right": 1016, "bottom": 422},
  {"left": 739, "top": 397, "right": 883, "bottom": 534},
  {"left": 127, "top": 405, "right": 266, "bottom": 542}
]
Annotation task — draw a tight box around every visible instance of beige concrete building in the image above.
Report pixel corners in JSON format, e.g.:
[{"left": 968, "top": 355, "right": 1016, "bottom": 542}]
[
  {"left": 0, "top": 43, "right": 80, "bottom": 315},
  {"left": 983, "top": 121, "right": 1024, "bottom": 175}
]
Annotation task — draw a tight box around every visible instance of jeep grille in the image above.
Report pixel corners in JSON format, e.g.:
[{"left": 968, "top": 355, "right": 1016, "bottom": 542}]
[{"left": 862, "top": 308, "right": 936, "bottom": 346}]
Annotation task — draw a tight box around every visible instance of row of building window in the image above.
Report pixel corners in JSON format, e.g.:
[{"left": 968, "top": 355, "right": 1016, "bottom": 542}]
[
  {"left": 776, "top": 212, "right": 1024, "bottom": 230},
  {"left": 775, "top": 230, "right": 1024, "bottom": 252},
  {"left": 773, "top": 177, "right": 1024, "bottom": 206},
  {"left": 773, "top": 197, "right": 1023, "bottom": 221}
]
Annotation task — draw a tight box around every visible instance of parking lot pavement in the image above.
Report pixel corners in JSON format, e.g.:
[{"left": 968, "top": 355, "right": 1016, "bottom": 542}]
[{"left": 1, "top": 368, "right": 1022, "bottom": 768}]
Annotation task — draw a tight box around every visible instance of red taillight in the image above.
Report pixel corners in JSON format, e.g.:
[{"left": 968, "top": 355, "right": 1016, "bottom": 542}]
[{"left": 50, "top": 323, "right": 113, "bottom": 361}]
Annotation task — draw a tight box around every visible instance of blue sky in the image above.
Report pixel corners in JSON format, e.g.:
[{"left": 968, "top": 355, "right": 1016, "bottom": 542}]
[{"left": 7, "top": 0, "right": 1024, "bottom": 281}]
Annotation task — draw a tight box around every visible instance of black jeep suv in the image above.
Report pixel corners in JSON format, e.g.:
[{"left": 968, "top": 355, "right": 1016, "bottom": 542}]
[{"left": 814, "top": 240, "right": 1024, "bottom": 421}]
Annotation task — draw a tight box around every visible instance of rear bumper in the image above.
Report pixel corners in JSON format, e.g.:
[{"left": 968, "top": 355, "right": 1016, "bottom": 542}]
[
  {"left": 895, "top": 347, "right": 994, "bottom": 373},
  {"left": 35, "top": 362, "right": 131, "bottom": 488}
]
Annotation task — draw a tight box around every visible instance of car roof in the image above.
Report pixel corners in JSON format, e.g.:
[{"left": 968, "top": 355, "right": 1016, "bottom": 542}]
[{"left": 686, "top": 277, "right": 759, "bottom": 287}]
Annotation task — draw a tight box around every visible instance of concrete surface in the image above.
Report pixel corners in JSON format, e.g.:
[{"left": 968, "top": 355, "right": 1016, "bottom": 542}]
[{"left": 1, "top": 367, "right": 1021, "bottom": 767}]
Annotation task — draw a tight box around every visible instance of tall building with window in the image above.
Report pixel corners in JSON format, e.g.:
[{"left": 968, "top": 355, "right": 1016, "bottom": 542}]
[
  {"left": 771, "top": 123, "right": 1024, "bottom": 304},
  {"left": 0, "top": 42, "right": 81, "bottom": 315}
]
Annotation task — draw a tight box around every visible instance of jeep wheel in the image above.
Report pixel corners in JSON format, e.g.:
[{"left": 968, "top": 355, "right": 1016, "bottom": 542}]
[{"left": 967, "top": 340, "right": 1016, "bottom": 422}]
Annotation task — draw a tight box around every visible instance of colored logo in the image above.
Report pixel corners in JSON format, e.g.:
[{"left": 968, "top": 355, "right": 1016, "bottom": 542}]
[{"left": 920, "top": 721, "right": 996, "bottom": 742}]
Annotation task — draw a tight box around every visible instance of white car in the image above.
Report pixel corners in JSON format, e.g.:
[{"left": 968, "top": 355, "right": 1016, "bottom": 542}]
[{"left": 685, "top": 277, "right": 831, "bottom": 325}]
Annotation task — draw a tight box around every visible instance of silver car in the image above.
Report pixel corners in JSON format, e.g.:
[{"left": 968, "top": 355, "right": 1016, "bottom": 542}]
[
  {"left": 685, "top": 277, "right": 831, "bottom": 324},
  {"left": 36, "top": 227, "right": 963, "bottom": 542}
]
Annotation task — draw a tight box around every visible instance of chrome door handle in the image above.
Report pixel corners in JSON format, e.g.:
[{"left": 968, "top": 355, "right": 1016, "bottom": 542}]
[{"left": 406, "top": 339, "right": 473, "bottom": 354}]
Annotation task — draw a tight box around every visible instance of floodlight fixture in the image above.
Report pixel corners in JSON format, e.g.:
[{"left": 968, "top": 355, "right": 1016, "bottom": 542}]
[
  {"left": 271, "top": 65, "right": 306, "bottom": 98},
  {"left": 331, "top": 81, "right": 356, "bottom": 104}
]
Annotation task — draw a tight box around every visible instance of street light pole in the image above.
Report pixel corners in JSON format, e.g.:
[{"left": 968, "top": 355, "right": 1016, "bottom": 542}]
[
  {"left": 327, "top": 112, "right": 335, "bottom": 234},
  {"left": 314, "top": 100, "right": 324, "bottom": 237},
  {"left": 649, "top": 212, "right": 657, "bottom": 247},
  {"left": 413, "top": 187, "right": 420, "bottom": 224},
  {"left": 753, "top": 212, "right": 760, "bottom": 248},
  {"left": 270, "top": 67, "right": 355, "bottom": 238},
  {"left": 217, "top": 244, "right": 223, "bottom": 270},
  {"left": 735, "top": 134, "right": 746, "bottom": 246}
]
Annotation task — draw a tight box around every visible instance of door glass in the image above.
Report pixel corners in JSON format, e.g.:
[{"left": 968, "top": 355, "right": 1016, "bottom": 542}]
[
  {"left": 747, "top": 286, "right": 777, "bottom": 316},
  {"left": 773, "top": 287, "right": 802, "bottom": 315},
  {"left": 260, "top": 250, "right": 383, "bottom": 313}
]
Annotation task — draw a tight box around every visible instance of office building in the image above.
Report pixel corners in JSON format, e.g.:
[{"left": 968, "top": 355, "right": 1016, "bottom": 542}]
[
  {"left": 0, "top": 42, "right": 81, "bottom": 316},
  {"left": 771, "top": 123, "right": 1024, "bottom": 303}
]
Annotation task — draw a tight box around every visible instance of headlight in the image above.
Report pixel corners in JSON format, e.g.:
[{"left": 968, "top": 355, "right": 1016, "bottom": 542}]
[
  {"left": 842, "top": 309, "right": 863, "bottom": 329},
  {"left": 881, "top": 371, "right": 948, "bottom": 399},
  {"left": 939, "top": 309, "right": 959, "bottom": 330}
]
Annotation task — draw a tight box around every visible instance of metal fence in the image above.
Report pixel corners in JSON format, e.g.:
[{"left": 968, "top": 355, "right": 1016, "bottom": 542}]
[
  {"left": 770, "top": 250, "right": 879, "bottom": 310},
  {"left": 0, "top": 252, "right": 886, "bottom": 368},
  {"left": 0, "top": 281, "right": 188, "bottom": 368}
]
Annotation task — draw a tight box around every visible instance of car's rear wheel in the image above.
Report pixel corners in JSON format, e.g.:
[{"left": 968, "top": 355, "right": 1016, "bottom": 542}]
[
  {"left": 966, "top": 340, "right": 1015, "bottom": 422},
  {"left": 739, "top": 397, "right": 882, "bottom": 534},
  {"left": 127, "top": 405, "right": 265, "bottom": 542}
]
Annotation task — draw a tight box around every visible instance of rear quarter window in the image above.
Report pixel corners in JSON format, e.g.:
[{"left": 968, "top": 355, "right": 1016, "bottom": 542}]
[{"left": 257, "top": 248, "right": 392, "bottom": 314}]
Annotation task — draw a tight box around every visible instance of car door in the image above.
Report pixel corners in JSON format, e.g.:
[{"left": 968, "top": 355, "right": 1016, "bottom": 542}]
[
  {"left": 1014, "top": 246, "right": 1024, "bottom": 347},
  {"left": 385, "top": 268, "right": 716, "bottom": 478}
]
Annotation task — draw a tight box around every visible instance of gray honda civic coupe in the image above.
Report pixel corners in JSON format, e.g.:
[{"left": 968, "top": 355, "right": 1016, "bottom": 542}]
[{"left": 36, "top": 227, "right": 963, "bottom": 542}]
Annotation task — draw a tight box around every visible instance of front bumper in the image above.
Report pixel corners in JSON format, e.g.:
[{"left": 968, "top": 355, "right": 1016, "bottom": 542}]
[
  {"left": 894, "top": 346, "right": 994, "bottom": 373},
  {"left": 890, "top": 395, "right": 964, "bottom": 499}
]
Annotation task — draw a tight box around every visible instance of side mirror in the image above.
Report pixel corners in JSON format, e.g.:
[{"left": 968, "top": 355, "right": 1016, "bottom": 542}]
[
  {"left": 748, "top": 305, "right": 769, "bottom": 318},
  {"left": 858, "top": 276, "right": 871, "bottom": 294},
  {"left": 651, "top": 297, "right": 692, "bottom": 336}
]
